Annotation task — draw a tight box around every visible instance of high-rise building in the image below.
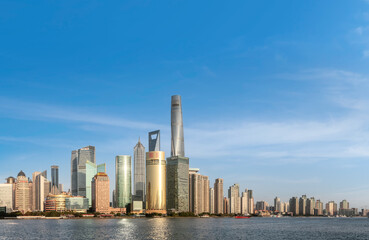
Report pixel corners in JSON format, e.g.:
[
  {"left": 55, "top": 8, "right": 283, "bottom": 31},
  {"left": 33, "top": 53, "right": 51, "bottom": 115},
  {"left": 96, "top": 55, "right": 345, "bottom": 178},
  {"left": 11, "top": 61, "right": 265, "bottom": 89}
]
[
  {"left": 0, "top": 183, "right": 13, "bottom": 213},
  {"left": 241, "top": 191, "right": 248, "bottom": 214},
  {"left": 299, "top": 195, "right": 307, "bottom": 216},
  {"left": 214, "top": 178, "right": 224, "bottom": 214},
  {"left": 223, "top": 197, "right": 229, "bottom": 214},
  {"left": 167, "top": 96, "right": 189, "bottom": 212},
  {"left": 247, "top": 189, "right": 254, "bottom": 214},
  {"left": 315, "top": 199, "right": 324, "bottom": 216},
  {"left": 92, "top": 172, "right": 110, "bottom": 213},
  {"left": 274, "top": 197, "right": 281, "bottom": 212},
  {"left": 149, "top": 130, "right": 160, "bottom": 152},
  {"left": 228, "top": 184, "right": 241, "bottom": 214},
  {"left": 133, "top": 138, "right": 145, "bottom": 203},
  {"left": 326, "top": 201, "right": 337, "bottom": 216},
  {"left": 306, "top": 197, "right": 315, "bottom": 216},
  {"left": 170, "top": 95, "right": 185, "bottom": 157},
  {"left": 209, "top": 187, "right": 215, "bottom": 214},
  {"left": 115, "top": 155, "right": 132, "bottom": 209},
  {"left": 33, "top": 170, "right": 49, "bottom": 211},
  {"left": 340, "top": 200, "right": 349, "bottom": 210},
  {"left": 146, "top": 151, "right": 166, "bottom": 214},
  {"left": 15, "top": 171, "right": 31, "bottom": 213},
  {"left": 189, "top": 168, "right": 209, "bottom": 214},
  {"left": 283, "top": 202, "right": 290, "bottom": 213},
  {"left": 71, "top": 145, "right": 96, "bottom": 197},
  {"left": 289, "top": 197, "right": 299, "bottom": 216},
  {"left": 51, "top": 165, "right": 60, "bottom": 194}
]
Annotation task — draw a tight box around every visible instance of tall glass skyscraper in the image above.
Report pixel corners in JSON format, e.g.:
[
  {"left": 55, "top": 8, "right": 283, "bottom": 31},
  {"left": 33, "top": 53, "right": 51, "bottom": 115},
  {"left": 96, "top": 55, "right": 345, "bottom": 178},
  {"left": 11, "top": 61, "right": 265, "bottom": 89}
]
[
  {"left": 146, "top": 151, "right": 166, "bottom": 213},
  {"left": 167, "top": 95, "right": 189, "bottom": 212},
  {"left": 51, "top": 165, "right": 59, "bottom": 194},
  {"left": 71, "top": 146, "right": 105, "bottom": 207},
  {"left": 115, "top": 155, "right": 132, "bottom": 208},
  {"left": 134, "top": 138, "right": 145, "bottom": 202}
]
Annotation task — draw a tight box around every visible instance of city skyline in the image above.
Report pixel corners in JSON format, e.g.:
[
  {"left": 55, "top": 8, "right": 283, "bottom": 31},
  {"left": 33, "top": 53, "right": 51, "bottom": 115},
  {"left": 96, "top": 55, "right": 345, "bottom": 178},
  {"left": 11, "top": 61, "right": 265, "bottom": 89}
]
[{"left": 1, "top": 0, "right": 369, "bottom": 208}]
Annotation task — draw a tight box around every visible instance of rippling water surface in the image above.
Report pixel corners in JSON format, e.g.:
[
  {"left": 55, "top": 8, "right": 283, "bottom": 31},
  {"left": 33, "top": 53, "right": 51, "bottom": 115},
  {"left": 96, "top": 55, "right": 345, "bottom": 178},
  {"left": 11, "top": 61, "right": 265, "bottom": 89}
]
[{"left": 1, "top": 217, "right": 369, "bottom": 239}]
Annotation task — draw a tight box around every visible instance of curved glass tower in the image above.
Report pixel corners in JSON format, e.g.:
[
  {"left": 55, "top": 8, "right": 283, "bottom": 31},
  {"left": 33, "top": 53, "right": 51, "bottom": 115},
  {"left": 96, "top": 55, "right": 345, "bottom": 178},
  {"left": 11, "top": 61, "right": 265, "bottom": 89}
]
[{"left": 115, "top": 155, "right": 132, "bottom": 208}]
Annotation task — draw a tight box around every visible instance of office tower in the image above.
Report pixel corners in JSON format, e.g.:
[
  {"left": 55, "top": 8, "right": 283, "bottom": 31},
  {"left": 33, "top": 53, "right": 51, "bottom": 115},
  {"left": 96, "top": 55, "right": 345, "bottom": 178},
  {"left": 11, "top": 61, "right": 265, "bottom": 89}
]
[
  {"left": 326, "top": 201, "right": 337, "bottom": 216},
  {"left": 223, "top": 197, "right": 229, "bottom": 214},
  {"left": 306, "top": 197, "right": 315, "bottom": 216},
  {"left": 340, "top": 200, "right": 349, "bottom": 210},
  {"left": 299, "top": 195, "right": 307, "bottom": 216},
  {"left": 189, "top": 168, "right": 209, "bottom": 214},
  {"left": 33, "top": 170, "right": 49, "bottom": 211},
  {"left": 0, "top": 183, "right": 13, "bottom": 213},
  {"left": 166, "top": 95, "right": 189, "bottom": 212},
  {"left": 315, "top": 199, "right": 324, "bottom": 216},
  {"left": 283, "top": 202, "right": 290, "bottom": 213},
  {"left": 241, "top": 191, "right": 248, "bottom": 214},
  {"left": 247, "top": 189, "right": 254, "bottom": 214},
  {"left": 58, "top": 184, "right": 63, "bottom": 193},
  {"left": 28, "top": 178, "right": 33, "bottom": 211},
  {"left": 209, "top": 187, "right": 215, "bottom": 214},
  {"left": 228, "top": 184, "right": 241, "bottom": 214},
  {"left": 86, "top": 161, "right": 106, "bottom": 207},
  {"left": 146, "top": 151, "right": 166, "bottom": 214},
  {"left": 115, "top": 155, "right": 132, "bottom": 209},
  {"left": 71, "top": 145, "right": 96, "bottom": 197},
  {"left": 149, "top": 130, "right": 160, "bottom": 151},
  {"left": 274, "top": 197, "right": 281, "bottom": 212},
  {"left": 289, "top": 197, "right": 299, "bottom": 216},
  {"left": 134, "top": 138, "right": 145, "bottom": 203},
  {"left": 92, "top": 172, "right": 110, "bottom": 213},
  {"left": 15, "top": 171, "right": 31, "bottom": 213},
  {"left": 31, "top": 171, "right": 40, "bottom": 210},
  {"left": 51, "top": 165, "right": 59, "bottom": 194},
  {"left": 214, "top": 178, "right": 224, "bottom": 214}
]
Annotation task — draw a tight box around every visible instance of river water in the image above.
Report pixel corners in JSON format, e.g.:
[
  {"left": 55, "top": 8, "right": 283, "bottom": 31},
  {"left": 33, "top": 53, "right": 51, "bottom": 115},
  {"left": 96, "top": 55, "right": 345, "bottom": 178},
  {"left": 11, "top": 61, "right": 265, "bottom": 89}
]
[{"left": 1, "top": 217, "right": 369, "bottom": 239}]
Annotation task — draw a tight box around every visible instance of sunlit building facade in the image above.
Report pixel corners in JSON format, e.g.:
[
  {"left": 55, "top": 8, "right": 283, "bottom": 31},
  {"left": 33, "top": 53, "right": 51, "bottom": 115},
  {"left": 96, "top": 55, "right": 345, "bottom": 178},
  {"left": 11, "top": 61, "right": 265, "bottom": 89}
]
[
  {"left": 92, "top": 172, "right": 110, "bottom": 213},
  {"left": 146, "top": 151, "right": 166, "bottom": 214},
  {"left": 214, "top": 178, "right": 224, "bottom": 214},
  {"left": 0, "top": 183, "right": 13, "bottom": 213},
  {"left": 15, "top": 171, "right": 31, "bottom": 213},
  {"left": 115, "top": 155, "right": 132, "bottom": 209},
  {"left": 134, "top": 139, "right": 145, "bottom": 203}
]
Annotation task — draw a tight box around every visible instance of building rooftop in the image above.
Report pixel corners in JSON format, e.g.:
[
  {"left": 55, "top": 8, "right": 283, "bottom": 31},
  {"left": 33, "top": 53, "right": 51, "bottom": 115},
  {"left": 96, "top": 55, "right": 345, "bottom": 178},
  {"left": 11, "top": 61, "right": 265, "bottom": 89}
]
[{"left": 17, "top": 170, "right": 26, "bottom": 177}]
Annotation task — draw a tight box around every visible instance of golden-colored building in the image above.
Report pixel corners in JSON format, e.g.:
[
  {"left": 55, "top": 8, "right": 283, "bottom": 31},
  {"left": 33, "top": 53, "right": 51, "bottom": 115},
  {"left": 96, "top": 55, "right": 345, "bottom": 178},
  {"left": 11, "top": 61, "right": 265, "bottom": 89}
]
[
  {"left": 45, "top": 193, "right": 71, "bottom": 212},
  {"left": 15, "top": 171, "right": 31, "bottom": 213},
  {"left": 146, "top": 151, "right": 166, "bottom": 214}
]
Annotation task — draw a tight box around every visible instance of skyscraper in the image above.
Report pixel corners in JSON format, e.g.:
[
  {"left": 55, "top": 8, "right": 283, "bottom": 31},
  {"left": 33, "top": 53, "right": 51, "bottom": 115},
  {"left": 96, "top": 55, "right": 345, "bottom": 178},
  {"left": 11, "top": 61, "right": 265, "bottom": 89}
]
[
  {"left": 247, "top": 189, "right": 254, "bottom": 214},
  {"left": 228, "top": 184, "right": 241, "bottom": 214},
  {"left": 51, "top": 165, "right": 59, "bottom": 194},
  {"left": 167, "top": 95, "right": 189, "bottom": 212},
  {"left": 71, "top": 146, "right": 96, "bottom": 197},
  {"left": 241, "top": 191, "right": 248, "bottom": 214},
  {"left": 209, "top": 187, "right": 215, "bottom": 214},
  {"left": 315, "top": 199, "right": 324, "bottom": 216},
  {"left": 189, "top": 168, "right": 210, "bottom": 214},
  {"left": 133, "top": 138, "right": 145, "bottom": 203},
  {"left": 115, "top": 155, "right": 132, "bottom": 209},
  {"left": 71, "top": 146, "right": 105, "bottom": 207},
  {"left": 299, "top": 195, "right": 307, "bottom": 216},
  {"left": 0, "top": 183, "right": 13, "bottom": 213},
  {"left": 149, "top": 130, "right": 160, "bottom": 152},
  {"left": 214, "top": 178, "right": 224, "bottom": 214},
  {"left": 146, "top": 151, "right": 166, "bottom": 214},
  {"left": 15, "top": 171, "right": 31, "bottom": 213},
  {"left": 274, "top": 197, "right": 281, "bottom": 212},
  {"left": 92, "top": 172, "right": 110, "bottom": 213},
  {"left": 306, "top": 197, "right": 315, "bottom": 216},
  {"left": 34, "top": 170, "right": 49, "bottom": 211},
  {"left": 289, "top": 197, "right": 299, "bottom": 216}
]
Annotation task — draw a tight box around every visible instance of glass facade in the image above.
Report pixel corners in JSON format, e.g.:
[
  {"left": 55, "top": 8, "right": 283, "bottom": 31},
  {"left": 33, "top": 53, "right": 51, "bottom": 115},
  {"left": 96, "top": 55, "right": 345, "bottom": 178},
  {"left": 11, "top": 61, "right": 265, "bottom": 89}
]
[
  {"left": 134, "top": 139, "right": 145, "bottom": 202},
  {"left": 71, "top": 146, "right": 95, "bottom": 197},
  {"left": 65, "top": 197, "right": 89, "bottom": 212},
  {"left": 0, "top": 184, "right": 13, "bottom": 213},
  {"left": 146, "top": 151, "right": 166, "bottom": 211},
  {"left": 115, "top": 155, "right": 132, "bottom": 208}
]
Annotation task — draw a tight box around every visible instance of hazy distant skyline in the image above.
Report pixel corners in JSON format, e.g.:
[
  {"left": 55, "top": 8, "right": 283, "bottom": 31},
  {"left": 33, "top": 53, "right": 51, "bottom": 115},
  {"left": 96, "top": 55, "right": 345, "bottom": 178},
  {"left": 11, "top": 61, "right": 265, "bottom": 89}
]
[{"left": 1, "top": 0, "right": 369, "bottom": 208}]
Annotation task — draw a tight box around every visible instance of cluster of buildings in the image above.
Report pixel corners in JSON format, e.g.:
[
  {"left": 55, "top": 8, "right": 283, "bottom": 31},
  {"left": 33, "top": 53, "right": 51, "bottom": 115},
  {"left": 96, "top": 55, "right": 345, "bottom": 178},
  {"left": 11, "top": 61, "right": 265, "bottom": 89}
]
[{"left": 0, "top": 95, "right": 365, "bottom": 217}]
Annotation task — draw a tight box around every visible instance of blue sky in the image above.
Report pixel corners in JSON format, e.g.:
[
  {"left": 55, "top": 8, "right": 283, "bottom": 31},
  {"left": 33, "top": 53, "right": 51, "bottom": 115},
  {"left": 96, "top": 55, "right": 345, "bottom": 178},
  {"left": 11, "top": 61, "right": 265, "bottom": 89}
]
[{"left": 1, "top": 0, "right": 369, "bottom": 208}]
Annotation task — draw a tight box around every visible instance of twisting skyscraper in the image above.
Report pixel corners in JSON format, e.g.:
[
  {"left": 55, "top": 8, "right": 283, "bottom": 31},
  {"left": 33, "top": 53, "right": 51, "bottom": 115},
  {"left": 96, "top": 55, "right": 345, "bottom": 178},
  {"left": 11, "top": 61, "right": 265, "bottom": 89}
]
[
  {"left": 167, "top": 95, "right": 189, "bottom": 212},
  {"left": 171, "top": 95, "right": 185, "bottom": 157}
]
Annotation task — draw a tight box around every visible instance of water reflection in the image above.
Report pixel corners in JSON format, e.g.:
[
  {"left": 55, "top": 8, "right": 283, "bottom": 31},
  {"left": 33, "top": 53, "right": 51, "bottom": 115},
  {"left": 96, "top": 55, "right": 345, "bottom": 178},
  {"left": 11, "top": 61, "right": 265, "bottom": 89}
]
[{"left": 147, "top": 218, "right": 171, "bottom": 240}]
